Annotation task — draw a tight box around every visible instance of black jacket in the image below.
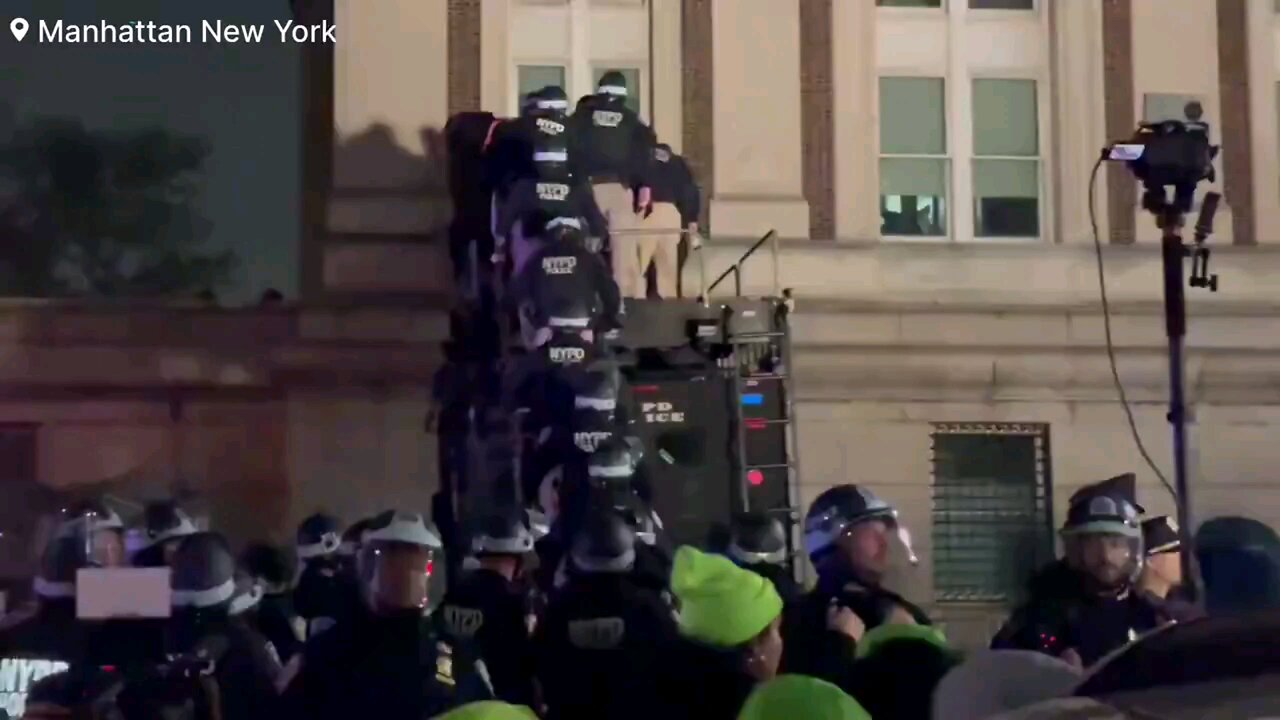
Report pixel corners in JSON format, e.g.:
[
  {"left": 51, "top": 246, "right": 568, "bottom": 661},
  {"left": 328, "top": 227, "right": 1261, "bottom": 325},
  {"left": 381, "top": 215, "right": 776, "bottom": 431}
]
[
  {"left": 497, "top": 176, "right": 608, "bottom": 241},
  {"left": 648, "top": 147, "right": 701, "bottom": 226},
  {"left": 991, "top": 560, "right": 1168, "bottom": 667},
  {"left": 779, "top": 569, "right": 932, "bottom": 685},
  {"left": 279, "top": 606, "right": 490, "bottom": 720},
  {"left": 570, "top": 96, "right": 656, "bottom": 187},
  {"left": 0, "top": 601, "right": 81, "bottom": 718},
  {"left": 293, "top": 558, "right": 361, "bottom": 638},
  {"left": 253, "top": 592, "right": 303, "bottom": 664},
  {"left": 659, "top": 638, "right": 757, "bottom": 720},
  {"left": 167, "top": 613, "right": 281, "bottom": 720},
  {"left": 488, "top": 111, "right": 575, "bottom": 197},
  {"left": 436, "top": 568, "right": 535, "bottom": 706},
  {"left": 533, "top": 573, "right": 677, "bottom": 720},
  {"left": 508, "top": 236, "right": 621, "bottom": 330}
]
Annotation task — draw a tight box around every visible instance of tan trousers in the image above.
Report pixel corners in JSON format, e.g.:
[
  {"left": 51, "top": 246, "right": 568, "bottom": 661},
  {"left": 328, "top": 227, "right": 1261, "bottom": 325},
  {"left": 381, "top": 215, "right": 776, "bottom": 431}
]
[
  {"left": 634, "top": 203, "right": 682, "bottom": 299},
  {"left": 591, "top": 182, "right": 643, "bottom": 297}
]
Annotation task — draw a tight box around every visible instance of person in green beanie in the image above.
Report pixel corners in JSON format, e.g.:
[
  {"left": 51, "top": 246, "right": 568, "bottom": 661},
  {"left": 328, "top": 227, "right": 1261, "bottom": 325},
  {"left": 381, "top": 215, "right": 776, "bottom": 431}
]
[
  {"left": 660, "top": 546, "right": 785, "bottom": 720},
  {"left": 844, "top": 623, "right": 962, "bottom": 720},
  {"left": 433, "top": 700, "right": 539, "bottom": 720},
  {"left": 737, "top": 674, "right": 871, "bottom": 720}
]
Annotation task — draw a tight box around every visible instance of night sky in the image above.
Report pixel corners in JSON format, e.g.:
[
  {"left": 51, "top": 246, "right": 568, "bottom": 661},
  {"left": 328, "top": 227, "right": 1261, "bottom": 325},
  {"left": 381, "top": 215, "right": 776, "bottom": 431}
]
[{"left": 0, "top": 0, "right": 302, "bottom": 304}]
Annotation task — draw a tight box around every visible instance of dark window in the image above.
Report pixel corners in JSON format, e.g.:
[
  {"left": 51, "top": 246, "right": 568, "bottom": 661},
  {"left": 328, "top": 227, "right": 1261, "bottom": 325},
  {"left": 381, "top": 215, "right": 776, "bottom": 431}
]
[
  {"left": 931, "top": 423, "right": 1054, "bottom": 603},
  {"left": 879, "top": 0, "right": 943, "bottom": 7},
  {"left": 971, "top": 0, "right": 1033, "bottom": 9}
]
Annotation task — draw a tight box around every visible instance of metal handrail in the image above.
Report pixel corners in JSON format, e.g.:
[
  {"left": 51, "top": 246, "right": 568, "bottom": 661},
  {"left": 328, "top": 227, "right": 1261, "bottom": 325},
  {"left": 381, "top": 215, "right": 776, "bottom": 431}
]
[{"left": 703, "top": 229, "right": 779, "bottom": 300}]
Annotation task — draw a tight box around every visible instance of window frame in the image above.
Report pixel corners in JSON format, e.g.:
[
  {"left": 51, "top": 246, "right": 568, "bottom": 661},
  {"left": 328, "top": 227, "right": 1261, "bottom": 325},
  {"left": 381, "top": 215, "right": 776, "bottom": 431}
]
[
  {"left": 877, "top": 72, "right": 953, "bottom": 243},
  {"left": 969, "top": 72, "right": 1045, "bottom": 242},
  {"left": 929, "top": 422, "right": 1055, "bottom": 605}
]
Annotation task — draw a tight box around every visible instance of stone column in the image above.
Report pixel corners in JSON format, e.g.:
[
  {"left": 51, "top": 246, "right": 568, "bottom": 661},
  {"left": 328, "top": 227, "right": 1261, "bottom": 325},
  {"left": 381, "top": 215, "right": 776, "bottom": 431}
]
[
  {"left": 709, "top": 0, "right": 809, "bottom": 239},
  {"left": 1050, "top": 0, "right": 1109, "bottom": 245},
  {"left": 651, "top": 0, "right": 684, "bottom": 152},
  {"left": 831, "top": 0, "right": 877, "bottom": 243}
]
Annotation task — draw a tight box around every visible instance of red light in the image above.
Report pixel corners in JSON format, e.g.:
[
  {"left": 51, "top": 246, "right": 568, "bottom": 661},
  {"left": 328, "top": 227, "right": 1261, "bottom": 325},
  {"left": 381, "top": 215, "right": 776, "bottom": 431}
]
[
  {"left": 747, "top": 469, "right": 765, "bottom": 486},
  {"left": 425, "top": 560, "right": 434, "bottom": 576},
  {"left": 745, "top": 419, "right": 767, "bottom": 431},
  {"left": 632, "top": 385, "right": 660, "bottom": 394}
]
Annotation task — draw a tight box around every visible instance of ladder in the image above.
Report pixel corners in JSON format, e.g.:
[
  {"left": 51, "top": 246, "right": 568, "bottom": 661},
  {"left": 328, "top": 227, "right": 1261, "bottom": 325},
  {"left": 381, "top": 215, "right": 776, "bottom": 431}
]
[{"left": 726, "top": 291, "right": 804, "bottom": 573}]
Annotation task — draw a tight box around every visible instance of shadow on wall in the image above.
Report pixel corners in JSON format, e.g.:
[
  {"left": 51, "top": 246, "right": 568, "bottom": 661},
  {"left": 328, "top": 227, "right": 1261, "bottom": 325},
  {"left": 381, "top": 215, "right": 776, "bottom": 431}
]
[{"left": 331, "top": 122, "right": 452, "bottom": 238}]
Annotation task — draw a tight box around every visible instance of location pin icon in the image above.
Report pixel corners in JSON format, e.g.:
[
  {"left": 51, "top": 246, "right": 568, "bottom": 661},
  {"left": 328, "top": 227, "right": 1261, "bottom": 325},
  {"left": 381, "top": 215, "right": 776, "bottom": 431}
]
[{"left": 10, "top": 18, "right": 29, "bottom": 41}]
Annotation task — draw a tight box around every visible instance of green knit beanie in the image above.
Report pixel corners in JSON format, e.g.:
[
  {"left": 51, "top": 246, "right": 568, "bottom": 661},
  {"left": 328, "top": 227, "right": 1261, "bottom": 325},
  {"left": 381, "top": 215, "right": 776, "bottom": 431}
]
[
  {"left": 738, "top": 674, "right": 872, "bottom": 720},
  {"left": 671, "top": 545, "right": 783, "bottom": 647},
  {"left": 855, "top": 622, "right": 950, "bottom": 660},
  {"left": 432, "top": 701, "right": 539, "bottom": 720}
]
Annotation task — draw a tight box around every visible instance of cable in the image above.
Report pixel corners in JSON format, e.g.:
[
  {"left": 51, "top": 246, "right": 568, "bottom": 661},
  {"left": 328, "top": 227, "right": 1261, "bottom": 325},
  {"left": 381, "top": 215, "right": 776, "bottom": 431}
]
[{"left": 1087, "top": 153, "right": 1177, "bottom": 503}]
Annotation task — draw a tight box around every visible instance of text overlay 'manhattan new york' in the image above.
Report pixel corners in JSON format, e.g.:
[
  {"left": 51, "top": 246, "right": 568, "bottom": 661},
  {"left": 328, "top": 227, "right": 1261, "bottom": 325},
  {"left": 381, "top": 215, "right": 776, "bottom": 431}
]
[{"left": 36, "top": 19, "right": 336, "bottom": 44}]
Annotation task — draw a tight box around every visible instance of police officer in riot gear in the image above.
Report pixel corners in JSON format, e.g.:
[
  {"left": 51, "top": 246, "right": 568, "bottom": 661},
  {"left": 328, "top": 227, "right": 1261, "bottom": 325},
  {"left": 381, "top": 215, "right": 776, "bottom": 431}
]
[
  {"left": 280, "top": 510, "right": 489, "bottom": 719},
  {"left": 534, "top": 507, "right": 676, "bottom": 720},
  {"left": 571, "top": 72, "right": 658, "bottom": 296},
  {"left": 293, "top": 513, "right": 359, "bottom": 638},
  {"left": 240, "top": 542, "right": 304, "bottom": 664},
  {"left": 166, "top": 532, "right": 280, "bottom": 720},
  {"left": 629, "top": 143, "right": 700, "bottom": 298},
  {"left": 437, "top": 510, "right": 537, "bottom": 705},
  {"left": 0, "top": 503, "right": 125, "bottom": 718},
  {"left": 991, "top": 474, "right": 1166, "bottom": 668},
  {"left": 508, "top": 218, "right": 621, "bottom": 351},
  {"left": 727, "top": 513, "right": 799, "bottom": 602},
  {"left": 779, "top": 484, "right": 930, "bottom": 682},
  {"left": 132, "top": 500, "right": 199, "bottom": 568}
]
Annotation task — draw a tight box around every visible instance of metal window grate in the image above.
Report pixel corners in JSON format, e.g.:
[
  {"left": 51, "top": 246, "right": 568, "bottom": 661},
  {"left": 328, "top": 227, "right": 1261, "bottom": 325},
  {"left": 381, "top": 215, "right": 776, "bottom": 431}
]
[{"left": 931, "top": 422, "right": 1054, "bottom": 604}]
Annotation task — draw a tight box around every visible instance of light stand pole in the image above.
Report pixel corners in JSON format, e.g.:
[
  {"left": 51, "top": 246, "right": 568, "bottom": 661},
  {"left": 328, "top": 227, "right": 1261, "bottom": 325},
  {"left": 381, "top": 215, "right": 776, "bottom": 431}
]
[{"left": 1151, "top": 190, "right": 1220, "bottom": 601}]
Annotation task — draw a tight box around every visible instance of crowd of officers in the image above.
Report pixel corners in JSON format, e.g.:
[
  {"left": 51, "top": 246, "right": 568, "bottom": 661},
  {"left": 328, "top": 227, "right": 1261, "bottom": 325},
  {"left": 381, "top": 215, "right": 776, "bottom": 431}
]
[
  {"left": 0, "top": 465, "right": 1218, "bottom": 720},
  {"left": 453, "top": 71, "right": 700, "bottom": 320}
]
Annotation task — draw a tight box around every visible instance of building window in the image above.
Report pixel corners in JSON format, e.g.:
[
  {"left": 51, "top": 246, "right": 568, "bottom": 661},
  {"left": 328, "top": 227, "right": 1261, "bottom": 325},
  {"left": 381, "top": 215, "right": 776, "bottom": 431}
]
[
  {"left": 972, "top": 79, "right": 1040, "bottom": 238},
  {"left": 878, "top": 0, "right": 943, "bottom": 7},
  {"left": 517, "top": 64, "right": 568, "bottom": 110},
  {"left": 591, "top": 66, "right": 642, "bottom": 116},
  {"left": 931, "top": 423, "right": 1054, "bottom": 604},
  {"left": 879, "top": 77, "right": 949, "bottom": 237},
  {"left": 971, "top": 0, "right": 1033, "bottom": 8}
]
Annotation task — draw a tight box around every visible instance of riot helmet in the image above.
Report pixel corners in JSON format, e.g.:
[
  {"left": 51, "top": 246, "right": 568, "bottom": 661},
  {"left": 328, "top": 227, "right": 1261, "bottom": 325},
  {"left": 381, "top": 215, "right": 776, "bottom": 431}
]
[
  {"left": 728, "top": 512, "right": 788, "bottom": 567},
  {"left": 170, "top": 532, "right": 238, "bottom": 612},
  {"left": 573, "top": 364, "right": 622, "bottom": 416},
  {"left": 520, "top": 86, "right": 545, "bottom": 117},
  {"left": 1060, "top": 474, "right": 1144, "bottom": 591},
  {"left": 240, "top": 542, "right": 292, "bottom": 593},
  {"left": 595, "top": 70, "right": 629, "bottom": 104},
  {"left": 137, "top": 500, "right": 199, "bottom": 565},
  {"left": 804, "top": 484, "right": 916, "bottom": 584},
  {"left": 471, "top": 508, "right": 536, "bottom": 557},
  {"left": 569, "top": 508, "right": 636, "bottom": 574},
  {"left": 357, "top": 510, "right": 443, "bottom": 613},
  {"left": 54, "top": 501, "right": 126, "bottom": 571},
  {"left": 586, "top": 436, "right": 637, "bottom": 510},
  {"left": 296, "top": 513, "right": 343, "bottom": 561},
  {"left": 536, "top": 85, "right": 569, "bottom": 113}
]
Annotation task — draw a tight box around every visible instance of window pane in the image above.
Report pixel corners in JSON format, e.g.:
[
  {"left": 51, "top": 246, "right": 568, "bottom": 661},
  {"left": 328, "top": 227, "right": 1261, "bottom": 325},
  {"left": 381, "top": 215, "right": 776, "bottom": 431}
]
[
  {"left": 517, "top": 65, "right": 567, "bottom": 109},
  {"left": 878, "top": 0, "right": 943, "bottom": 6},
  {"left": 1143, "top": 93, "right": 1203, "bottom": 123},
  {"left": 880, "top": 77, "right": 946, "bottom": 154},
  {"left": 974, "top": 159, "right": 1039, "bottom": 237},
  {"left": 973, "top": 79, "right": 1038, "bottom": 156},
  {"left": 971, "top": 0, "right": 1033, "bottom": 8},
  {"left": 592, "top": 67, "right": 642, "bottom": 116},
  {"left": 880, "top": 158, "right": 948, "bottom": 236}
]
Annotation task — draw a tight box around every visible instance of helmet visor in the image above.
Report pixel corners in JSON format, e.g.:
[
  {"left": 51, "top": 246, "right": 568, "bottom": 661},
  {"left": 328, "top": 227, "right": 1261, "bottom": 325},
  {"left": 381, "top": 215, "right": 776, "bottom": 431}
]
[
  {"left": 1065, "top": 532, "right": 1144, "bottom": 588},
  {"left": 361, "top": 542, "right": 437, "bottom": 611}
]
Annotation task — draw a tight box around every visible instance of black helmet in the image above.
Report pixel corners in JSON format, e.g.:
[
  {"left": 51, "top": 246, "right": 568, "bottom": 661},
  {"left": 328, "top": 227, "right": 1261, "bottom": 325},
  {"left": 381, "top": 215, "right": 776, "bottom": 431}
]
[
  {"left": 573, "top": 364, "right": 622, "bottom": 414},
  {"left": 729, "top": 512, "right": 788, "bottom": 566},
  {"left": 170, "top": 532, "right": 238, "bottom": 610},
  {"left": 596, "top": 70, "right": 628, "bottom": 101},
  {"left": 296, "top": 513, "right": 343, "bottom": 560},
  {"left": 803, "top": 484, "right": 898, "bottom": 560},
  {"left": 587, "top": 435, "right": 636, "bottom": 484},
  {"left": 240, "top": 542, "right": 291, "bottom": 588},
  {"left": 471, "top": 509, "right": 535, "bottom": 556},
  {"left": 570, "top": 508, "right": 636, "bottom": 574},
  {"left": 543, "top": 215, "right": 585, "bottom": 244},
  {"left": 142, "top": 500, "right": 198, "bottom": 548},
  {"left": 521, "top": 86, "right": 545, "bottom": 115},
  {"left": 537, "top": 85, "right": 569, "bottom": 111}
]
